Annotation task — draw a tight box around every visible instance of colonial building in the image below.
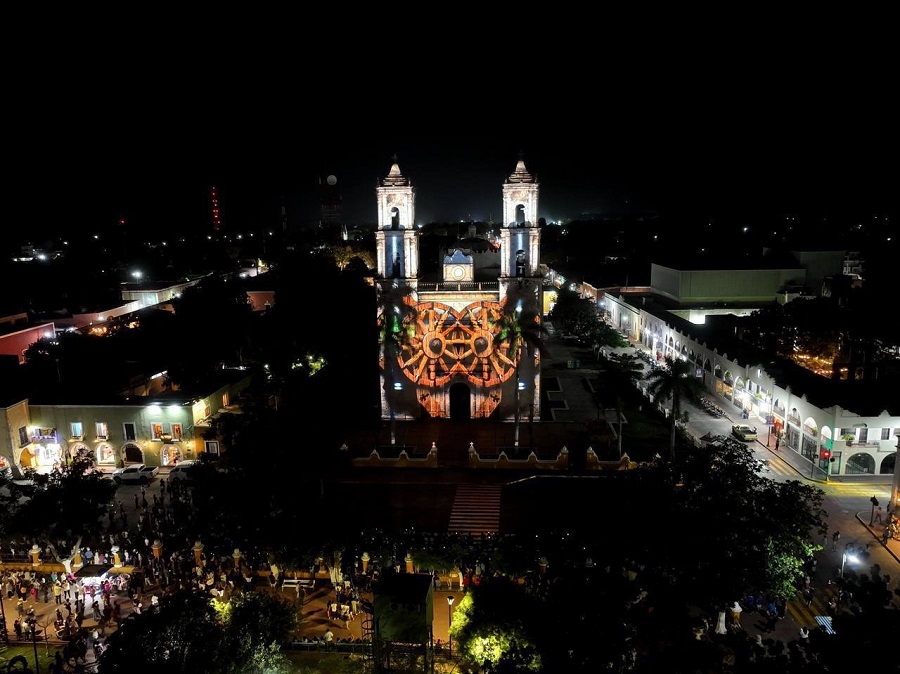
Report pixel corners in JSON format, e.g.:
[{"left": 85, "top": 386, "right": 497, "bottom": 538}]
[{"left": 374, "top": 157, "right": 543, "bottom": 423}]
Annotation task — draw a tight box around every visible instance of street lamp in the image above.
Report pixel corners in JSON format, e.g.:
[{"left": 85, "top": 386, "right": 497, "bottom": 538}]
[
  {"left": 840, "top": 545, "right": 859, "bottom": 577},
  {"left": 447, "top": 595, "right": 455, "bottom": 656},
  {"left": 0, "top": 591, "right": 7, "bottom": 644},
  {"left": 30, "top": 618, "right": 40, "bottom": 673},
  {"left": 891, "top": 433, "right": 900, "bottom": 516}
]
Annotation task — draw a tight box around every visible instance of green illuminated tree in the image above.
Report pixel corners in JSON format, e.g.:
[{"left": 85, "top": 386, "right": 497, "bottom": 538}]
[{"left": 451, "top": 581, "right": 542, "bottom": 673}]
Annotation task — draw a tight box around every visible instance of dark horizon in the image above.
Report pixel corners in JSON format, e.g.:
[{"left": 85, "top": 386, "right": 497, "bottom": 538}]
[{"left": 12, "top": 129, "right": 894, "bottom": 246}]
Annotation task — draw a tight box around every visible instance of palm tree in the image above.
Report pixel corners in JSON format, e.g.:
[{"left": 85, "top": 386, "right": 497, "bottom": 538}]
[
  {"left": 376, "top": 281, "right": 417, "bottom": 443},
  {"left": 493, "top": 287, "right": 549, "bottom": 447},
  {"left": 645, "top": 356, "right": 703, "bottom": 461},
  {"left": 605, "top": 352, "right": 645, "bottom": 458}
]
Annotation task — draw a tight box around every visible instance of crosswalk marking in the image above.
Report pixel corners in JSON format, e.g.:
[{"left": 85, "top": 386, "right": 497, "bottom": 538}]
[
  {"left": 815, "top": 615, "right": 835, "bottom": 634},
  {"left": 786, "top": 585, "right": 836, "bottom": 629}
]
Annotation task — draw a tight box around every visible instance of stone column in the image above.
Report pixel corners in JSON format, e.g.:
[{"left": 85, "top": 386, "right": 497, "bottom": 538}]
[
  {"left": 405, "top": 553, "right": 414, "bottom": 574},
  {"left": 233, "top": 548, "right": 242, "bottom": 571},
  {"left": 361, "top": 552, "right": 370, "bottom": 574},
  {"left": 193, "top": 541, "right": 204, "bottom": 567},
  {"left": 111, "top": 545, "right": 122, "bottom": 567},
  {"left": 73, "top": 547, "right": 83, "bottom": 570},
  {"left": 30, "top": 544, "right": 41, "bottom": 567},
  {"left": 538, "top": 556, "right": 548, "bottom": 575},
  {"left": 152, "top": 539, "right": 163, "bottom": 562}
]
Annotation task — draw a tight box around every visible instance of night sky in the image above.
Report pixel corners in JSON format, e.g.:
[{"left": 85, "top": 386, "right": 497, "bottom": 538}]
[{"left": 13, "top": 123, "right": 895, "bottom": 243}]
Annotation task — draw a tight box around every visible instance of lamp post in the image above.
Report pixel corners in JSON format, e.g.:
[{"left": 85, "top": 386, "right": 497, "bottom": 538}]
[
  {"left": 891, "top": 433, "right": 900, "bottom": 516},
  {"left": 0, "top": 591, "right": 7, "bottom": 644},
  {"left": 447, "top": 595, "right": 455, "bottom": 656},
  {"left": 31, "top": 619, "right": 40, "bottom": 673},
  {"left": 840, "top": 544, "right": 859, "bottom": 577}
]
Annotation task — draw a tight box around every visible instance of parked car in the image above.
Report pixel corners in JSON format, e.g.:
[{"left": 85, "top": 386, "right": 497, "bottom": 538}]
[
  {"left": 731, "top": 424, "right": 758, "bottom": 442},
  {"left": 168, "top": 459, "right": 201, "bottom": 482},
  {"left": 111, "top": 464, "right": 159, "bottom": 484}
]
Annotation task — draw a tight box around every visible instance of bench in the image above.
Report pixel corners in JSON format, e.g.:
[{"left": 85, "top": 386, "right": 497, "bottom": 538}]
[{"left": 282, "top": 578, "right": 315, "bottom": 596}]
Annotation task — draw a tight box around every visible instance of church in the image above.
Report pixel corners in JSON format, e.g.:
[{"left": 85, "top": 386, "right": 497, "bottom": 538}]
[{"left": 374, "top": 157, "right": 543, "bottom": 424}]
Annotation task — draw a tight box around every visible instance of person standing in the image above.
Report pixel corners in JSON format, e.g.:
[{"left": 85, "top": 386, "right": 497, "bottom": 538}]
[
  {"left": 832, "top": 531, "right": 841, "bottom": 550},
  {"left": 730, "top": 601, "right": 743, "bottom": 629}
]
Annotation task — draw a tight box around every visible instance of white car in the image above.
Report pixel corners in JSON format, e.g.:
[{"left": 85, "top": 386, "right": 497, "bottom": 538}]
[
  {"left": 111, "top": 464, "right": 159, "bottom": 484},
  {"left": 731, "top": 424, "right": 758, "bottom": 442},
  {"left": 168, "top": 459, "right": 201, "bottom": 482}
]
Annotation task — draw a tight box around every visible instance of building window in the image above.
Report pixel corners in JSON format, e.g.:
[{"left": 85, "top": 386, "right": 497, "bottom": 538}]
[
  {"left": 71, "top": 422, "right": 83, "bottom": 440},
  {"left": 18, "top": 426, "right": 29, "bottom": 447},
  {"left": 123, "top": 423, "right": 136, "bottom": 442},
  {"left": 881, "top": 428, "right": 892, "bottom": 441},
  {"left": 222, "top": 392, "right": 230, "bottom": 408},
  {"left": 205, "top": 441, "right": 219, "bottom": 456},
  {"left": 95, "top": 422, "right": 109, "bottom": 440}
]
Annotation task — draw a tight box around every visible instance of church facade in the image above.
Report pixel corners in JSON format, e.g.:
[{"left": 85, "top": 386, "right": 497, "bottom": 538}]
[{"left": 374, "top": 158, "right": 543, "bottom": 424}]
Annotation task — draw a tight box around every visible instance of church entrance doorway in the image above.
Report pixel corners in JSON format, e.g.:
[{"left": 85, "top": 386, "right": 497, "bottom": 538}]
[{"left": 449, "top": 383, "right": 472, "bottom": 420}]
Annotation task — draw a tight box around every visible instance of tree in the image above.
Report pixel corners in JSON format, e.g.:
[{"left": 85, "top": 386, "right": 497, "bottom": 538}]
[
  {"left": 167, "top": 274, "right": 255, "bottom": 388},
  {"left": 6, "top": 448, "right": 116, "bottom": 542},
  {"left": 604, "top": 352, "right": 645, "bottom": 458},
  {"left": 100, "top": 591, "right": 226, "bottom": 673},
  {"left": 660, "top": 441, "right": 828, "bottom": 608},
  {"left": 376, "top": 280, "right": 418, "bottom": 440},
  {"left": 493, "top": 285, "right": 548, "bottom": 446},
  {"left": 222, "top": 592, "right": 298, "bottom": 674},
  {"left": 645, "top": 356, "right": 704, "bottom": 461},
  {"left": 451, "top": 581, "right": 543, "bottom": 673},
  {"left": 100, "top": 590, "right": 295, "bottom": 674}
]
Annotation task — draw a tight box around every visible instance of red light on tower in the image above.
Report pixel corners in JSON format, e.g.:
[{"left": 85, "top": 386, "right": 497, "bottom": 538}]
[{"left": 210, "top": 186, "right": 222, "bottom": 231}]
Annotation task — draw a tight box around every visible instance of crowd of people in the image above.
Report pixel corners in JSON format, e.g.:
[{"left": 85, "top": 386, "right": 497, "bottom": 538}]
[{"left": 1, "top": 471, "right": 284, "bottom": 671}]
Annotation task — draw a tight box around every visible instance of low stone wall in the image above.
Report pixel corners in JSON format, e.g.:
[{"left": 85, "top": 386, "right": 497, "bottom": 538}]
[
  {"left": 584, "top": 448, "right": 637, "bottom": 471},
  {"left": 350, "top": 446, "right": 439, "bottom": 468},
  {"left": 468, "top": 446, "right": 568, "bottom": 470}
]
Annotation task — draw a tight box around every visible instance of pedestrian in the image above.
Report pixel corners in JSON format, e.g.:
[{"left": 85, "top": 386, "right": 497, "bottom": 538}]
[
  {"left": 774, "top": 435, "right": 780, "bottom": 451},
  {"left": 883, "top": 526, "right": 891, "bottom": 545},
  {"left": 874, "top": 506, "right": 884, "bottom": 524},
  {"left": 832, "top": 531, "right": 840, "bottom": 550},
  {"left": 134, "top": 493, "right": 139, "bottom": 509},
  {"left": 799, "top": 626, "right": 809, "bottom": 641},
  {"left": 730, "top": 601, "right": 743, "bottom": 629},
  {"left": 803, "top": 587, "right": 813, "bottom": 607}
]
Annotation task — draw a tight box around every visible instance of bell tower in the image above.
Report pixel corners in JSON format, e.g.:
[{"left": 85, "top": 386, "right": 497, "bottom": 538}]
[
  {"left": 499, "top": 157, "right": 541, "bottom": 292},
  {"left": 375, "top": 158, "right": 419, "bottom": 281}
]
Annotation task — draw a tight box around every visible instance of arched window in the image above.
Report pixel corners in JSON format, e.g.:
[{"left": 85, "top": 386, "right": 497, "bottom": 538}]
[{"left": 845, "top": 453, "right": 875, "bottom": 475}]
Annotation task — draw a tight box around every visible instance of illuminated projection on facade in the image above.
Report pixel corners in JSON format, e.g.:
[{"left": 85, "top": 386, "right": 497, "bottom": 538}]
[{"left": 375, "top": 158, "right": 542, "bottom": 421}]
